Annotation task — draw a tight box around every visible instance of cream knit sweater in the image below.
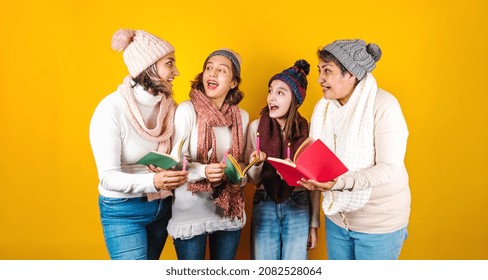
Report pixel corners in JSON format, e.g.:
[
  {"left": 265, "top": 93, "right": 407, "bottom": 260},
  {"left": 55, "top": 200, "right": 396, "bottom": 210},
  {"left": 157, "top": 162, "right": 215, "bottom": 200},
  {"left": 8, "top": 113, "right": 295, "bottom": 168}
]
[{"left": 311, "top": 89, "right": 411, "bottom": 234}]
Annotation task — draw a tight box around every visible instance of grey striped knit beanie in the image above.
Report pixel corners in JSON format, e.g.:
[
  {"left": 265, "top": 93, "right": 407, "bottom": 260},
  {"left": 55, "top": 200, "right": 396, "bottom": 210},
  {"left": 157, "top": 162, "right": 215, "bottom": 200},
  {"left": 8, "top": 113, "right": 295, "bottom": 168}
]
[
  {"left": 111, "top": 29, "right": 175, "bottom": 78},
  {"left": 323, "top": 39, "right": 382, "bottom": 80},
  {"left": 204, "top": 48, "right": 242, "bottom": 76}
]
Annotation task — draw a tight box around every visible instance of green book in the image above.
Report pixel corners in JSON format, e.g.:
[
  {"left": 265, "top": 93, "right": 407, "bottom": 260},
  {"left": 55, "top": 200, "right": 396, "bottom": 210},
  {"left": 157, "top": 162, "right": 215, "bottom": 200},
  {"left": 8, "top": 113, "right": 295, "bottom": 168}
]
[
  {"left": 224, "top": 153, "right": 259, "bottom": 184},
  {"left": 136, "top": 138, "right": 185, "bottom": 170}
]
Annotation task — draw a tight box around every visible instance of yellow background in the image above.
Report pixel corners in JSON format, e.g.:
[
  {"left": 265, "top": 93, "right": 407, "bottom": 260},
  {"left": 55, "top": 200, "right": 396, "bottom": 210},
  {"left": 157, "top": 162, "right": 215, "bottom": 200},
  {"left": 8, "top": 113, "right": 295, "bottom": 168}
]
[{"left": 1, "top": 0, "right": 487, "bottom": 260}]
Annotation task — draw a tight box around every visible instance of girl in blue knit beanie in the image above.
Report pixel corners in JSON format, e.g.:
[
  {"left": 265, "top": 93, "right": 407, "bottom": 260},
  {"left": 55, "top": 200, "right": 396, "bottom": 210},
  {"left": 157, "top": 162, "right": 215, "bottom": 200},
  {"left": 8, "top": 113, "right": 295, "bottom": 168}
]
[{"left": 245, "top": 59, "right": 320, "bottom": 260}]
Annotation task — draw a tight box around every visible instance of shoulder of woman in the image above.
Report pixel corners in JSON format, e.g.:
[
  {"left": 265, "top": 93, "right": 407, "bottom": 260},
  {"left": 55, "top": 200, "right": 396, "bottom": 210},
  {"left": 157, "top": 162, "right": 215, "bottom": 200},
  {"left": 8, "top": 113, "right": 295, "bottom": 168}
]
[
  {"left": 175, "top": 100, "right": 195, "bottom": 112},
  {"left": 375, "top": 88, "right": 401, "bottom": 109},
  {"left": 239, "top": 107, "right": 249, "bottom": 122},
  {"left": 94, "top": 91, "right": 124, "bottom": 115}
]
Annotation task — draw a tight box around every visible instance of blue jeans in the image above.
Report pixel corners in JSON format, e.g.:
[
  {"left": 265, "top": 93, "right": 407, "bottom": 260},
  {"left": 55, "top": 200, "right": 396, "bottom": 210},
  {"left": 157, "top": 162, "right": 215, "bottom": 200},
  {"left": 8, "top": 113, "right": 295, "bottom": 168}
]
[
  {"left": 325, "top": 217, "right": 408, "bottom": 260},
  {"left": 98, "top": 195, "right": 172, "bottom": 260},
  {"left": 251, "top": 190, "right": 310, "bottom": 260},
  {"left": 173, "top": 229, "right": 241, "bottom": 260}
]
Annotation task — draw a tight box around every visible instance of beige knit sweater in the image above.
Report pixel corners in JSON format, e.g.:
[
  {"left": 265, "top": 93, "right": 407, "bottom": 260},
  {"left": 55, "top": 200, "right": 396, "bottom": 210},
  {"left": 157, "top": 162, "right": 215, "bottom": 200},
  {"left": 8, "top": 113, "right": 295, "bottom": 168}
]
[{"left": 311, "top": 89, "right": 411, "bottom": 234}]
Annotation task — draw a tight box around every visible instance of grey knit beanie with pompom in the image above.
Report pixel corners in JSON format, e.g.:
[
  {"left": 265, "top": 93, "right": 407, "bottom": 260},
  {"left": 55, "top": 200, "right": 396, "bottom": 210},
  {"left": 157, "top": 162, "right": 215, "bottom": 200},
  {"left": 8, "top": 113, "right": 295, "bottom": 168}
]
[
  {"left": 323, "top": 39, "right": 382, "bottom": 80},
  {"left": 111, "top": 29, "right": 174, "bottom": 78}
]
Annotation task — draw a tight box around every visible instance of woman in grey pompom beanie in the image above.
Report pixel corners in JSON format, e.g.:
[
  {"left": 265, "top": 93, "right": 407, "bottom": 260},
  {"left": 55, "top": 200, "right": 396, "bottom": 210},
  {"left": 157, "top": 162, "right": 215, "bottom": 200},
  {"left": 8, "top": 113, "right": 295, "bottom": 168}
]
[
  {"left": 89, "top": 29, "right": 188, "bottom": 260},
  {"left": 299, "top": 39, "right": 411, "bottom": 260}
]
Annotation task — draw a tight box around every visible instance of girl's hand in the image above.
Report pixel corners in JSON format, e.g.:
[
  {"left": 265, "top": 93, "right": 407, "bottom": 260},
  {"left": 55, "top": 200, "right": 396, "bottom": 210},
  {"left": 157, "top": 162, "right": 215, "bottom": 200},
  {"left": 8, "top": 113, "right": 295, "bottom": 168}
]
[
  {"left": 297, "top": 179, "right": 336, "bottom": 192},
  {"left": 250, "top": 150, "right": 267, "bottom": 166},
  {"left": 153, "top": 170, "right": 188, "bottom": 191},
  {"left": 205, "top": 163, "right": 226, "bottom": 183},
  {"left": 307, "top": 227, "right": 318, "bottom": 250}
]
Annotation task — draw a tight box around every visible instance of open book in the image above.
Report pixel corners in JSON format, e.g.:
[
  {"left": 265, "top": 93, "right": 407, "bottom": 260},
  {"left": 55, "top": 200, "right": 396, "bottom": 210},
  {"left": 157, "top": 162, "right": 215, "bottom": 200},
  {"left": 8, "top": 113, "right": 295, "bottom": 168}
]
[
  {"left": 267, "top": 138, "right": 348, "bottom": 186},
  {"left": 136, "top": 138, "right": 185, "bottom": 170},
  {"left": 224, "top": 154, "right": 259, "bottom": 184}
]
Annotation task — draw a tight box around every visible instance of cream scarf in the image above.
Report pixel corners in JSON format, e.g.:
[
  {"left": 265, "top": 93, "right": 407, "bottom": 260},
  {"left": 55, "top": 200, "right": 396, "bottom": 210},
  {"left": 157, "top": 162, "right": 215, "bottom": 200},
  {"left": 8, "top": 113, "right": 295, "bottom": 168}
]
[
  {"left": 310, "top": 73, "right": 377, "bottom": 215},
  {"left": 118, "top": 76, "right": 176, "bottom": 201}
]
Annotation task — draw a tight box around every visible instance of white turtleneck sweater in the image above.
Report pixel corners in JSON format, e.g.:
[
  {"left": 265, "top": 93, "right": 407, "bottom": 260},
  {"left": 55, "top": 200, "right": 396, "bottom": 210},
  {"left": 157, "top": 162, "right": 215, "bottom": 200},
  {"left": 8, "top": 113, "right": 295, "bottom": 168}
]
[{"left": 89, "top": 85, "right": 162, "bottom": 198}]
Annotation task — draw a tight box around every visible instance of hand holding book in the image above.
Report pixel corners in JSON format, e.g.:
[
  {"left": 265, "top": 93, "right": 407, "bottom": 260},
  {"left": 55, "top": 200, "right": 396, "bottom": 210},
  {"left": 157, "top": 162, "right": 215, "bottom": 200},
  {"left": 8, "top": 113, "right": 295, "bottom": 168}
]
[{"left": 266, "top": 138, "right": 348, "bottom": 187}]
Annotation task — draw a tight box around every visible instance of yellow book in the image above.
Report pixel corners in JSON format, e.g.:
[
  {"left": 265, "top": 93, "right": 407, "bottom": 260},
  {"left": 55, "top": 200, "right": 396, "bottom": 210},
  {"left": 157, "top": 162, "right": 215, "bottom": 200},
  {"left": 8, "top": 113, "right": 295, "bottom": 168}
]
[{"left": 224, "top": 154, "right": 259, "bottom": 184}]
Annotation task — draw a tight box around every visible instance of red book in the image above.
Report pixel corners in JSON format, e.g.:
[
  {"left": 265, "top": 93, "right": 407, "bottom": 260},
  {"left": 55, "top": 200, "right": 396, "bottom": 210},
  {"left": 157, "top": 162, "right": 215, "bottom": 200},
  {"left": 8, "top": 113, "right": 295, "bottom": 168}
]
[{"left": 267, "top": 138, "right": 348, "bottom": 187}]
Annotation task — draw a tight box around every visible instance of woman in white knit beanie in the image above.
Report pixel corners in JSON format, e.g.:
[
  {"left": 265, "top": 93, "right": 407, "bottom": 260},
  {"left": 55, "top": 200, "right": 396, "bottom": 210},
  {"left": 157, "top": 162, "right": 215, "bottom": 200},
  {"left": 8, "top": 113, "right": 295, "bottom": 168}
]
[
  {"left": 299, "top": 39, "right": 411, "bottom": 260},
  {"left": 89, "top": 29, "right": 188, "bottom": 260}
]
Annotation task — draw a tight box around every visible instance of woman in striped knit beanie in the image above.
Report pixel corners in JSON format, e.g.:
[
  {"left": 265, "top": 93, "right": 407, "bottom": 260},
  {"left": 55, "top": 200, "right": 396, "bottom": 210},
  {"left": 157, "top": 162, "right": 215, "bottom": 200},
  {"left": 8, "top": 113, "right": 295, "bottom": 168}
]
[
  {"left": 89, "top": 29, "right": 188, "bottom": 260},
  {"left": 166, "top": 48, "right": 248, "bottom": 260}
]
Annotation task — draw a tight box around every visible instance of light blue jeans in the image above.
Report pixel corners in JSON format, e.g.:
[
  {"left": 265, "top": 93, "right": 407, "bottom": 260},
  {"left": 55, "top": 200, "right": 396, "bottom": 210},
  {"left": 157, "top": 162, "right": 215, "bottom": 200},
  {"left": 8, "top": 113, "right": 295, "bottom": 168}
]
[
  {"left": 251, "top": 190, "right": 310, "bottom": 260},
  {"left": 325, "top": 217, "right": 408, "bottom": 260},
  {"left": 98, "top": 195, "right": 172, "bottom": 260},
  {"left": 173, "top": 229, "right": 242, "bottom": 260}
]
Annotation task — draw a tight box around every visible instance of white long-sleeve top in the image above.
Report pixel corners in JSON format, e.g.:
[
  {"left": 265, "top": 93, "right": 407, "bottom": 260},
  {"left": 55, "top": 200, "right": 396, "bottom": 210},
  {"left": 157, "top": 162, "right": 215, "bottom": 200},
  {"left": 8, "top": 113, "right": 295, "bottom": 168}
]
[
  {"left": 89, "top": 85, "right": 162, "bottom": 198},
  {"left": 167, "top": 101, "right": 249, "bottom": 240}
]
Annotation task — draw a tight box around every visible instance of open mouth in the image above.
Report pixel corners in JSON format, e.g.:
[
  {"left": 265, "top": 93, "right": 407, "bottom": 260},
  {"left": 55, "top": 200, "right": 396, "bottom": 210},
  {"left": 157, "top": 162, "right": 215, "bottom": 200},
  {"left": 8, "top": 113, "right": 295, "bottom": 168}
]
[
  {"left": 207, "top": 80, "right": 219, "bottom": 90},
  {"left": 269, "top": 105, "right": 279, "bottom": 112}
]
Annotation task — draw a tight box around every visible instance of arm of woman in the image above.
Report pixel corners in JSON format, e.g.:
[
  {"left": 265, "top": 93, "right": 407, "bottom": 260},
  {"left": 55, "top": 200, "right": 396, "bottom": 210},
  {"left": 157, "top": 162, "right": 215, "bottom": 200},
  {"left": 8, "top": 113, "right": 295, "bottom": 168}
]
[
  {"left": 244, "top": 120, "right": 266, "bottom": 185},
  {"left": 89, "top": 99, "right": 157, "bottom": 194},
  {"left": 300, "top": 93, "right": 408, "bottom": 192},
  {"left": 307, "top": 190, "right": 321, "bottom": 250},
  {"left": 334, "top": 92, "right": 409, "bottom": 191}
]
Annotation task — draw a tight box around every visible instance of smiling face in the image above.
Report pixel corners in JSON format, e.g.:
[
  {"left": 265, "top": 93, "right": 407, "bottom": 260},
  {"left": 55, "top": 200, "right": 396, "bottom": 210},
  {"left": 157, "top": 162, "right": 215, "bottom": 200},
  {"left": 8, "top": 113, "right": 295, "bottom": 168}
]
[
  {"left": 203, "top": 55, "right": 238, "bottom": 109},
  {"left": 317, "top": 59, "right": 357, "bottom": 105},
  {"left": 268, "top": 79, "right": 293, "bottom": 128},
  {"left": 155, "top": 52, "right": 179, "bottom": 88}
]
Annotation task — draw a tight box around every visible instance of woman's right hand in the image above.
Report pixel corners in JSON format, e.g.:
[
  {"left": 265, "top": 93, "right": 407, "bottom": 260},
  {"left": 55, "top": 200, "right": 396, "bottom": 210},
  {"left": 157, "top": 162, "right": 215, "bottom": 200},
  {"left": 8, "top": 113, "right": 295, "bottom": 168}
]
[
  {"left": 205, "top": 163, "right": 226, "bottom": 183},
  {"left": 153, "top": 170, "right": 188, "bottom": 191},
  {"left": 250, "top": 150, "right": 267, "bottom": 166}
]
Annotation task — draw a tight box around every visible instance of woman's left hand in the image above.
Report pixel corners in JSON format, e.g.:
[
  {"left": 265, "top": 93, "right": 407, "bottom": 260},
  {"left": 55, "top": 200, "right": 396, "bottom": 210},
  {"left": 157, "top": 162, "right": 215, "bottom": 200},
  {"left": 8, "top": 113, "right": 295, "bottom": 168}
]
[{"left": 297, "top": 179, "right": 336, "bottom": 192}]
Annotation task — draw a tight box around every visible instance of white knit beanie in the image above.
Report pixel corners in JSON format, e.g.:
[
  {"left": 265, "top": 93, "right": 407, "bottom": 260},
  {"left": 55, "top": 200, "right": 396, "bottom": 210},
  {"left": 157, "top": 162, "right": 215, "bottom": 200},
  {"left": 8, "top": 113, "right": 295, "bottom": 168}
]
[{"left": 111, "top": 29, "right": 174, "bottom": 78}]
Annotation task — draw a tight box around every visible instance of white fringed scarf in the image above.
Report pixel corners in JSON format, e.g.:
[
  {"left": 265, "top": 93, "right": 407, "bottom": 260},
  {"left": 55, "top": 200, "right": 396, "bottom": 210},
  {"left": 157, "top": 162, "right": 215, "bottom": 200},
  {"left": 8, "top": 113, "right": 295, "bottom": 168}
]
[
  {"left": 118, "top": 76, "right": 176, "bottom": 201},
  {"left": 310, "top": 73, "right": 377, "bottom": 215}
]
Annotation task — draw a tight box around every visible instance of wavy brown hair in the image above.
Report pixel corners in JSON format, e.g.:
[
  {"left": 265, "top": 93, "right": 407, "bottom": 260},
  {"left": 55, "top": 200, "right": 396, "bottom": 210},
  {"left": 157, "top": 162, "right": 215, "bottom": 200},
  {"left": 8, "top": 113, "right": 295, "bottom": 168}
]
[{"left": 132, "top": 64, "right": 172, "bottom": 97}]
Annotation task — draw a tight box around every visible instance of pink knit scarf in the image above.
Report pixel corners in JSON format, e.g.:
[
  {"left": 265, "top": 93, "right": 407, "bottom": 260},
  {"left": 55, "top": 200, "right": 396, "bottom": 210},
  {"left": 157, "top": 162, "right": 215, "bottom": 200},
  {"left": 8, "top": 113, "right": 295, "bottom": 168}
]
[
  {"left": 118, "top": 76, "right": 176, "bottom": 201},
  {"left": 189, "top": 88, "right": 245, "bottom": 220}
]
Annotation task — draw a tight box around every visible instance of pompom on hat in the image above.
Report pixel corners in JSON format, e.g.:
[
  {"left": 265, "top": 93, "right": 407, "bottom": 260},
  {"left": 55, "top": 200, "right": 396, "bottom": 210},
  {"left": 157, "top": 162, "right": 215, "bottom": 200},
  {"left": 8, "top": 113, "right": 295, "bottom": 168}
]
[
  {"left": 111, "top": 29, "right": 174, "bottom": 78},
  {"left": 323, "top": 39, "right": 382, "bottom": 80},
  {"left": 269, "top": 59, "right": 310, "bottom": 105},
  {"left": 203, "top": 48, "right": 242, "bottom": 76}
]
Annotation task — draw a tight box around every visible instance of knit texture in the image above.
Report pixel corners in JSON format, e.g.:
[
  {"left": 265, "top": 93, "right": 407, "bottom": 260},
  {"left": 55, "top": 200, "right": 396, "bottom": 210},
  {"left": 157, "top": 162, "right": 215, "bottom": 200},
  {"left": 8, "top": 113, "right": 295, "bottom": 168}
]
[
  {"left": 188, "top": 89, "right": 245, "bottom": 220},
  {"left": 112, "top": 29, "right": 174, "bottom": 78},
  {"left": 257, "top": 111, "right": 309, "bottom": 203},
  {"left": 203, "top": 49, "right": 242, "bottom": 75},
  {"left": 310, "top": 73, "right": 379, "bottom": 214},
  {"left": 324, "top": 39, "right": 382, "bottom": 80},
  {"left": 269, "top": 59, "right": 310, "bottom": 105},
  {"left": 118, "top": 76, "right": 176, "bottom": 200}
]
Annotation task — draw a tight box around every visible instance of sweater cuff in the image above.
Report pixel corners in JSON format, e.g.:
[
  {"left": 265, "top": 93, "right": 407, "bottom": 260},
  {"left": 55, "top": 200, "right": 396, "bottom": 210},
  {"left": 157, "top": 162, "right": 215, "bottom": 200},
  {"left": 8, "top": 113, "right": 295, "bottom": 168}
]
[{"left": 144, "top": 173, "right": 158, "bottom": 193}]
